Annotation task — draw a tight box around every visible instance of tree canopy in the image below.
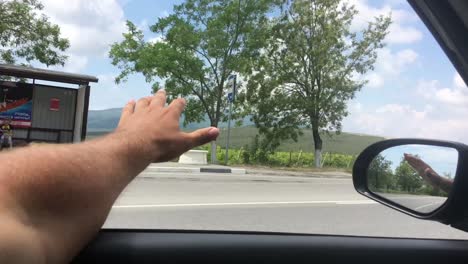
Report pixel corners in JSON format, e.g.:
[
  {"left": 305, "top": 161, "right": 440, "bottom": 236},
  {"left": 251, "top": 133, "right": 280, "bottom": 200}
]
[
  {"left": 395, "top": 159, "right": 423, "bottom": 193},
  {"left": 0, "top": 0, "right": 69, "bottom": 66},
  {"left": 368, "top": 154, "right": 395, "bottom": 192},
  {"left": 246, "top": 0, "right": 391, "bottom": 167},
  {"left": 109, "top": 0, "right": 280, "bottom": 162}
]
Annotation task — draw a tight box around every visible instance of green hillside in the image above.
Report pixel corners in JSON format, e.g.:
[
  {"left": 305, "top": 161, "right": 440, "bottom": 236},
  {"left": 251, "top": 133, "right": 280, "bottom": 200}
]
[
  {"left": 87, "top": 108, "right": 254, "bottom": 131},
  {"left": 214, "top": 126, "right": 384, "bottom": 155},
  {"left": 87, "top": 108, "right": 384, "bottom": 155},
  {"left": 87, "top": 126, "right": 383, "bottom": 155},
  {"left": 87, "top": 108, "right": 122, "bottom": 131}
]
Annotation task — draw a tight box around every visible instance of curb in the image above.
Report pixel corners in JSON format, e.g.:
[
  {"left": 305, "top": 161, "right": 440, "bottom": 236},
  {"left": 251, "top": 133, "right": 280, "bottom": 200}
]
[
  {"left": 245, "top": 169, "right": 352, "bottom": 179},
  {"left": 140, "top": 164, "right": 349, "bottom": 178},
  {"left": 144, "top": 166, "right": 246, "bottom": 175}
]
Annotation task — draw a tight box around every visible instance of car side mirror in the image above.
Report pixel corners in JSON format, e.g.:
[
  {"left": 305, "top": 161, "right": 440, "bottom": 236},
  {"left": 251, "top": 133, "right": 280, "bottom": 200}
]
[{"left": 353, "top": 139, "right": 468, "bottom": 232}]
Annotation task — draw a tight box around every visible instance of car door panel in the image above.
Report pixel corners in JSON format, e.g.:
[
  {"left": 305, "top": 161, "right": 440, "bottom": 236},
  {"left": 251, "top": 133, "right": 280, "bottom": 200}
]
[{"left": 73, "top": 230, "right": 468, "bottom": 263}]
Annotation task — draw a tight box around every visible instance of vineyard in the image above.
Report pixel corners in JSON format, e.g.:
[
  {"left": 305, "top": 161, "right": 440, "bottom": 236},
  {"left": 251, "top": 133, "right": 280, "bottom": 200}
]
[{"left": 203, "top": 146, "right": 357, "bottom": 170}]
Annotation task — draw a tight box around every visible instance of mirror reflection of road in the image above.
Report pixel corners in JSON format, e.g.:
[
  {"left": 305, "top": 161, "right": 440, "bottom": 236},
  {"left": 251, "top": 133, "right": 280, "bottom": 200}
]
[
  {"left": 375, "top": 193, "right": 447, "bottom": 214},
  {"left": 105, "top": 167, "right": 468, "bottom": 240}
]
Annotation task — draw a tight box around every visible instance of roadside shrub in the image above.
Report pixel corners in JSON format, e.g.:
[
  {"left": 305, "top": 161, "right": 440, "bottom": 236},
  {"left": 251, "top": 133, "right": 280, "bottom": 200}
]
[
  {"left": 206, "top": 145, "right": 356, "bottom": 169},
  {"left": 242, "top": 145, "right": 251, "bottom": 164}
]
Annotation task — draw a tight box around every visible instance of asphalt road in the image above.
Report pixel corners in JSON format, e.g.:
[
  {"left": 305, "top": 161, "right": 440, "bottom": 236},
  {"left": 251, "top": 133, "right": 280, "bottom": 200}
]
[
  {"left": 376, "top": 192, "right": 448, "bottom": 214},
  {"left": 104, "top": 171, "right": 468, "bottom": 240}
]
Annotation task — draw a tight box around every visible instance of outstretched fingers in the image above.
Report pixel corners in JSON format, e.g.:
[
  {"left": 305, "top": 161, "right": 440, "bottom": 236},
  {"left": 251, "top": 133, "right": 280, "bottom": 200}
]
[
  {"left": 135, "top": 97, "right": 152, "bottom": 112},
  {"left": 168, "top": 97, "right": 187, "bottom": 118},
  {"left": 150, "top": 90, "right": 167, "bottom": 110},
  {"left": 118, "top": 100, "right": 136, "bottom": 126},
  {"left": 183, "top": 127, "right": 220, "bottom": 149}
]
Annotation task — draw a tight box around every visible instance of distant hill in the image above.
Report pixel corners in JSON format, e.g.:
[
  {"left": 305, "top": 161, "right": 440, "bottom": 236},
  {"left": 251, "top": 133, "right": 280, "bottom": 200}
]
[
  {"left": 87, "top": 108, "right": 384, "bottom": 155},
  {"left": 215, "top": 126, "right": 384, "bottom": 155},
  {"left": 87, "top": 108, "right": 122, "bottom": 131},
  {"left": 87, "top": 108, "right": 254, "bottom": 131}
]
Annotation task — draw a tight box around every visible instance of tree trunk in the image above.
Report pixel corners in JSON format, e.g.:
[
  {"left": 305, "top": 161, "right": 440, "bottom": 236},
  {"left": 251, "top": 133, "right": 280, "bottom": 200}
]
[
  {"left": 210, "top": 141, "right": 218, "bottom": 164},
  {"left": 313, "top": 128, "right": 323, "bottom": 168},
  {"left": 210, "top": 119, "right": 219, "bottom": 164}
]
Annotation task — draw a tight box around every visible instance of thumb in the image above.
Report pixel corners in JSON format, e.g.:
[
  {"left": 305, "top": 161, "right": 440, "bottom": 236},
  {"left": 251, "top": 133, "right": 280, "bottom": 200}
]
[{"left": 185, "top": 127, "right": 220, "bottom": 148}]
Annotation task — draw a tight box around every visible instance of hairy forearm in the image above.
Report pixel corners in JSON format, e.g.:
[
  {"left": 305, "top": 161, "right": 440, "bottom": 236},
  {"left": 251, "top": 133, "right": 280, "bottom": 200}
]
[
  {"left": 0, "top": 132, "right": 150, "bottom": 263},
  {"left": 0, "top": 91, "right": 218, "bottom": 264},
  {"left": 423, "top": 169, "right": 453, "bottom": 194}
]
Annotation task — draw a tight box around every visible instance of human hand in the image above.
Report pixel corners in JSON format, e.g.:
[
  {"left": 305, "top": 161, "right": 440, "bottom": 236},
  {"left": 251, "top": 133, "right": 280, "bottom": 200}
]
[
  {"left": 403, "top": 153, "right": 434, "bottom": 178},
  {"left": 116, "top": 90, "right": 219, "bottom": 163},
  {"left": 403, "top": 153, "right": 452, "bottom": 192}
]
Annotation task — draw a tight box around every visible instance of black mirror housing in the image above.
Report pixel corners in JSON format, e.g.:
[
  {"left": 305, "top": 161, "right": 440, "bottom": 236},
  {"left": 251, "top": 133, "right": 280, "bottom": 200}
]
[{"left": 353, "top": 138, "right": 468, "bottom": 232}]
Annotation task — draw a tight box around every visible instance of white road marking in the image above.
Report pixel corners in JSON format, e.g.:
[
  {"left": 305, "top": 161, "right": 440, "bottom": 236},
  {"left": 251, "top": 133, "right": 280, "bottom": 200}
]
[
  {"left": 113, "top": 200, "right": 377, "bottom": 209},
  {"left": 335, "top": 201, "right": 377, "bottom": 205},
  {"left": 414, "top": 202, "right": 442, "bottom": 211}
]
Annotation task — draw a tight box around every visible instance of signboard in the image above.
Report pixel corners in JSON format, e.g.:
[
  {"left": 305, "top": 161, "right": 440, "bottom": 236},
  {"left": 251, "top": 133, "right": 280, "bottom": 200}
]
[
  {"left": 0, "top": 83, "right": 33, "bottom": 127},
  {"left": 227, "top": 74, "right": 237, "bottom": 102},
  {"left": 227, "top": 92, "right": 234, "bottom": 103},
  {"left": 50, "top": 98, "right": 60, "bottom": 111}
]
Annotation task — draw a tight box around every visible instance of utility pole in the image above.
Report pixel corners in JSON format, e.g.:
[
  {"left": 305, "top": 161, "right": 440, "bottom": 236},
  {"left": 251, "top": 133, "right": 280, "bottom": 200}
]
[{"left": 225, "top": 74, "right": 237, "bottom": 165}]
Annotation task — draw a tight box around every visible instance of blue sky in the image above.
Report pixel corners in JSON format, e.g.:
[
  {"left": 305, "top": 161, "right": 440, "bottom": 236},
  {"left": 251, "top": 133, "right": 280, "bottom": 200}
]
[{"left": 37, "top": 0, "right": 468, "bottom": 142}]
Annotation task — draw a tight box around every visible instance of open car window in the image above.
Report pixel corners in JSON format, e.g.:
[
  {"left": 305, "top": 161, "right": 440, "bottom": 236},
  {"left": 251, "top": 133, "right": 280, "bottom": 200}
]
[{"left": 1, "top": 0, "right": 468, "bottom": 240}]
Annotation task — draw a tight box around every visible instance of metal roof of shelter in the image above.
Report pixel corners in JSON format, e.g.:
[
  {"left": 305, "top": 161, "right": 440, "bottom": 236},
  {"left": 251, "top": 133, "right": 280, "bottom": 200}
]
[{"left": 0, "top": 64, "right": 99, "bottom": 85}]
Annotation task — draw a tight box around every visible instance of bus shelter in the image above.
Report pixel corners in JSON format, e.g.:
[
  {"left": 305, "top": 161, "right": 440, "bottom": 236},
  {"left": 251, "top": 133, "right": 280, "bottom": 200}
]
[{"left": 0, "top": 64, "right": 98, "bottom": 147}]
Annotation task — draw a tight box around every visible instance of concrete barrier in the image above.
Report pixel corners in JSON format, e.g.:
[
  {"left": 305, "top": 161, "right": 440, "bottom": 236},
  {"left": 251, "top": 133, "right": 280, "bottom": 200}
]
[{"left": 178, "top": 150, "right": 208, "bottom": 165}]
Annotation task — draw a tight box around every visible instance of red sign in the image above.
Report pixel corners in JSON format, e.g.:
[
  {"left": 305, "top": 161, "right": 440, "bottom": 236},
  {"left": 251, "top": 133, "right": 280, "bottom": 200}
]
[{"left": 50, "top": 98, "right": 60, "bottom": 111}]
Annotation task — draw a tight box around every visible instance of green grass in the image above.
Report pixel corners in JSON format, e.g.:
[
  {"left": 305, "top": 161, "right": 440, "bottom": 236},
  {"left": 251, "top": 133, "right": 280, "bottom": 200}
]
[
  {"left": 210, "top": 147, "right": 356, "bottom": 169},
  {"left": 214, "top": 126, "right": 384, "bottom": 155},
  {"left": 86, "top": 126, "right": 384, "bottom": 155}
]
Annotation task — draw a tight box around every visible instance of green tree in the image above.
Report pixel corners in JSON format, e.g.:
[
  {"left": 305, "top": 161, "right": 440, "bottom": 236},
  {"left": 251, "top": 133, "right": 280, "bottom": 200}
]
[
  {"left": 246, "top": 0, "right": 391, "bottom": 167},
  {"left": 0, "top": 0, "right": 69, "bottom": 66},
  {"left": 395, "top": 159, "right": 423, "bottom": 193},
  {"left": 368, "top": 154, "right": 395, "bottom": 192},
  {"left": 109, "top": 0, "right": 278, "bottom": 163}
]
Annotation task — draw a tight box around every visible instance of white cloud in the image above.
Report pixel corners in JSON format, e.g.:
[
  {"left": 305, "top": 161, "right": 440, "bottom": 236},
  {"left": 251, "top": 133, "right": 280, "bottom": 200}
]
[
  {"left": 417, "top": 75, "right": 468, "bottom": 107},
  {"left": 345, "top": 102, "right": 468, "bottom": 141},
  {"left": 435, "top": 88, "right": 468, "bottom": 106},
  {"left": 148, "top": 35, "right": 165, "bottom": 44},
  {"left": 60, "top": 54, "right": 88, "bottom": 73},
  {"left": 377, "top": 48, "right": 418, "bottom": 75},
  {"left": 363, "top": 48, "right": 418, "bottom": 88},
  {"left": 342, "top": 3, "right": 468, "bottom": 143},
  {"left": 117, "top": 0, "right": 133, "bottom": 7},
  {"left": 347, "top": 1, "right": 421, "bottom": 88},
  {"left": 416, "top": 79, "right": 441, "bottom": 99},
  {"left": 386, "top": 24, "right": 423, "bottom": 44},
  {"left": 366, "top": 72, "right": 384, "bottom": 88},
  {"left": 454, "top": 72, "right": 467, "bottom": 89},
  {"left": 39, "top": 0, "right": 126, "bottom": 71},
  {"left": 31, "top": 53, "right": 88, "bottom": 74},
  {"left": 89, "top": 74, "right": 150, "bottom": 110},
  {"left": 345, "top": 72, "right": 468, "bottom": 143},
  {"left": 348, "top": 0, "right": 423, "bottom": 44}
]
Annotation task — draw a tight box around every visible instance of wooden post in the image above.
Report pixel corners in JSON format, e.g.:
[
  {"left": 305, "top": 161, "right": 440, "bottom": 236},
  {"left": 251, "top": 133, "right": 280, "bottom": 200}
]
[
  {"left": 321, "top": 152, "right": 329, "bottom": 167},
  {"left": 296, "top": 150, "right": 303, "bottom": 166}
]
